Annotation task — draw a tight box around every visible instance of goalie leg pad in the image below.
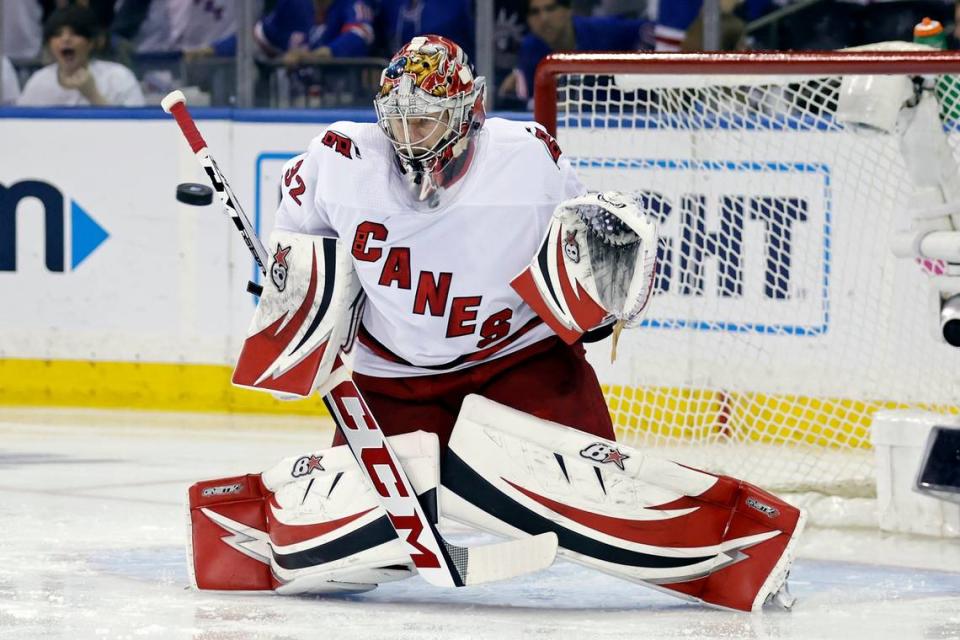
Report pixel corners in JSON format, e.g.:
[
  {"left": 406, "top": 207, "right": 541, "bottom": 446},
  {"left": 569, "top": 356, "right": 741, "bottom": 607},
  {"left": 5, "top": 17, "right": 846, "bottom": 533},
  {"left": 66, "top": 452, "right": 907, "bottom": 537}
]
[
  {"left": 188, "top": 473, "right": 274, "bottom": 591},
  {"left": 652, "top": 480, "right": 805, "bottom": 611},
  {"left": 440, "top": 395, "right": 805, "bottom": 612},
  {"left": 188, "top": 431, "right": 441, "bottom": 594}
]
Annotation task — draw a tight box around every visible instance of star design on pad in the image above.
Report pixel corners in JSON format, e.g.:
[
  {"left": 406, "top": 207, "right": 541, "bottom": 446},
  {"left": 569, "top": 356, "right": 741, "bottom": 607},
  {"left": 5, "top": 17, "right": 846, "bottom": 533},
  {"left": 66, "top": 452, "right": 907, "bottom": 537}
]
[
  {"left": 603, "top": 449, "right": 629, "bottom": 471},
  {"left": 306, "top": 455, "right": 324, "bottom": 472},
  {"left": 273, "top": 244, "right": 291, "bottom": 269}
]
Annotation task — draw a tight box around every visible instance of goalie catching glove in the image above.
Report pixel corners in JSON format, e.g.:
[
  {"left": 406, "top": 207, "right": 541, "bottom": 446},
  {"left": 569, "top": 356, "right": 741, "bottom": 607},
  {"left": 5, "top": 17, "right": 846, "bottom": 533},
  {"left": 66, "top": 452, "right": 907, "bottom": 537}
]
[{"left": 511, "top": 191, "right": 658, "bottom": 356}]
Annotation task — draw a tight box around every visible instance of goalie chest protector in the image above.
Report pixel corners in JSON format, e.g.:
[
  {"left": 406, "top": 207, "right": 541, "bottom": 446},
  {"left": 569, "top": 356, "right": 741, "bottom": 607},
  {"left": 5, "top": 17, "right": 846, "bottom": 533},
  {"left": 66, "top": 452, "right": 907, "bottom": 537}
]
[{"left": 276, "top": 118, "right": 586, "bottom": 377}]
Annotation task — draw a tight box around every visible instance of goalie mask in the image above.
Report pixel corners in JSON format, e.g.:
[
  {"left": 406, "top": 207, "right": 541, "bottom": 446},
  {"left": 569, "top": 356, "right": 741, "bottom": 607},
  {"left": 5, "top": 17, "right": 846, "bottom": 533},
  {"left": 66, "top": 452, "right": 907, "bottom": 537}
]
[{"left": 374, "top": 35, "right": 486, "bottom": 206}]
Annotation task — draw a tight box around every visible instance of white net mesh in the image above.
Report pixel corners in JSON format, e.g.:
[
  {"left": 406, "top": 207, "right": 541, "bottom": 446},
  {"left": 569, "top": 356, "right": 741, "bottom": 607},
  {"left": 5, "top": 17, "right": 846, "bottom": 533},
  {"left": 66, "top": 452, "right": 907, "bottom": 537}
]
[{"left": 550, "top": 62, "right": 960, "bottom": 502}]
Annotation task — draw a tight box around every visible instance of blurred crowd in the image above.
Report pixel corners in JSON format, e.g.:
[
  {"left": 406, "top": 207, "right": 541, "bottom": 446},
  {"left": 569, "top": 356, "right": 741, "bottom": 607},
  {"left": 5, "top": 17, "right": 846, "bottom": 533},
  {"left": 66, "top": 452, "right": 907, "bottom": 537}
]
[{"left": 1, "top": 0, "right": 958, "bottom": 110}]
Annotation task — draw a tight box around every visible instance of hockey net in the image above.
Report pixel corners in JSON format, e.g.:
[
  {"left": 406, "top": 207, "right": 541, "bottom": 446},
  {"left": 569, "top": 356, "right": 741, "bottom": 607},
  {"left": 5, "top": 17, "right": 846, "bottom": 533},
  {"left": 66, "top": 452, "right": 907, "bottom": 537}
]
[{"left": 535, "top": 51, "right": 960, "bottom": 518}]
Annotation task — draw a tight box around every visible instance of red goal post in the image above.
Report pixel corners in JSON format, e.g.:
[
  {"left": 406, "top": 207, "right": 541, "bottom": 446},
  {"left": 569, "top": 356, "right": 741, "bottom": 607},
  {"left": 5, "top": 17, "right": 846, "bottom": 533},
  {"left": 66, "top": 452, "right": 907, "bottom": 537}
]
[
  {"left": 531, "top": 50, "right": 960, "bottom": 515},
  {"left": 534, "top": 51, "right": 960, "bottom": 137}
]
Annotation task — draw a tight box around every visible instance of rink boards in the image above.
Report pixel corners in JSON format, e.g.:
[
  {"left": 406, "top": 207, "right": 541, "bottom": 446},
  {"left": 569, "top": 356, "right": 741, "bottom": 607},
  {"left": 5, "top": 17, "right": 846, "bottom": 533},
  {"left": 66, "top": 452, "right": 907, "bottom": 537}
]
[
  {"left": 0, "top": 108, "right": 355, "bottom": 414},
  {"left": 0, "top": 108, "right": 955, "bottom": 449}
]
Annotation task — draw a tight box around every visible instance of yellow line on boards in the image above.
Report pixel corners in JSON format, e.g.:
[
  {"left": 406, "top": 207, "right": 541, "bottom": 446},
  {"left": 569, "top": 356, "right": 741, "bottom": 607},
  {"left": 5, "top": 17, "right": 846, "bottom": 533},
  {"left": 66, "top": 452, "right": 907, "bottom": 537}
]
[
  {"left": 0, "top": 358, "right": 329, "bottom": 416},
  {"left": 5, "top": 359, "right": 956, "bottom": 448}
]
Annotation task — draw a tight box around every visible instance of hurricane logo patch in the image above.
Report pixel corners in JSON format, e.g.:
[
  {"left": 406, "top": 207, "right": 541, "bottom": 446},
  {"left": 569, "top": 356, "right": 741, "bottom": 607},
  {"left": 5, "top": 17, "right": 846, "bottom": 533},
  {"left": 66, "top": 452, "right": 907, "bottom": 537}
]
[
  {"left": 563, "top": 229, "right": 581, "bottom": 264},
  {"left": 271, "top": 243, "right": 291, "bottom": 292},
  {"left": 579, "top": 442, "right": 630, "bottom": 470}
]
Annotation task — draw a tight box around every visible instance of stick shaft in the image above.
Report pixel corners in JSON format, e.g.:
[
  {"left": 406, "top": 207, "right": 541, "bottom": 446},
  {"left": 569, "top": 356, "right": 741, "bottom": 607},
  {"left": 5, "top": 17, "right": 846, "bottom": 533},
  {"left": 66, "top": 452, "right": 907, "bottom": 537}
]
[
  {"left": 167, "top": 102, "right": 206, "bottom": 154},
  {"left": 165, "top": 96, "right": 269, "bottom": 274},
  {"left": 322, "top": 370, "right": 462, "bottom": 587}
]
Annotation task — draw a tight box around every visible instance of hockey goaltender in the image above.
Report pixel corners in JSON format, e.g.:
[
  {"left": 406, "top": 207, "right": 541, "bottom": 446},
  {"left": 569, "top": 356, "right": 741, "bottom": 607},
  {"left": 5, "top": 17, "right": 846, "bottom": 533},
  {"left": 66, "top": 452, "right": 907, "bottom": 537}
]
[{"left": 184, "top": 35, "right": 804, "bottom": 613}]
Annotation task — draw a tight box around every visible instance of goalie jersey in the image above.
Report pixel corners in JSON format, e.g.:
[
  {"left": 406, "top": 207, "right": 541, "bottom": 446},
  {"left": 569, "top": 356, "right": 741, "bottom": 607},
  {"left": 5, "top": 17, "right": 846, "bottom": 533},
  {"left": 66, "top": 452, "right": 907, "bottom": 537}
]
[{"left": 274, "top": 118, "right": 585, "bottom": 377}]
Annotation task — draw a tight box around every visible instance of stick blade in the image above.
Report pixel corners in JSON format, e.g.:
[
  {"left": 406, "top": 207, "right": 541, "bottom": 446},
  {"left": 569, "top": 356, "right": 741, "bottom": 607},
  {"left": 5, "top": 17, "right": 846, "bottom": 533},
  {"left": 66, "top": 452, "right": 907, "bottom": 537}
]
[{"left": 449, "top": 532, "right": 559, "bottom": 587}]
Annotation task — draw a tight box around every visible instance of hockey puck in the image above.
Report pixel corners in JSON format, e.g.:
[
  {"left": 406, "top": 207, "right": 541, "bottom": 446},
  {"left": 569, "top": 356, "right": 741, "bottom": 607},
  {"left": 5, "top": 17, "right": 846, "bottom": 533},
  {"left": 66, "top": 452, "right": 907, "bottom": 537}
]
[{"left": 176, "top": 183, "right": 214, "bottom": 206}]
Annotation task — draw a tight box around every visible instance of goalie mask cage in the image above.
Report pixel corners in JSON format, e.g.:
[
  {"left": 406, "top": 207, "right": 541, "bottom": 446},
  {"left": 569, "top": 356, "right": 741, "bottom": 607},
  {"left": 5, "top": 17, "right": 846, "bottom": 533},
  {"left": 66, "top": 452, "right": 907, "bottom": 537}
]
[{"left": 535, "top": 51, "right": 960, "bottom": 520}]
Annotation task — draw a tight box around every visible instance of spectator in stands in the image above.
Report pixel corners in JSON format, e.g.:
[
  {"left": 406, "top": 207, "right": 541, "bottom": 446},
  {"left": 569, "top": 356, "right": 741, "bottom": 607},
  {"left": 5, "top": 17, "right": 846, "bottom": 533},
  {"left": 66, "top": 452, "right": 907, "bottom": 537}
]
[
  {"left": 499, "top": 0, "right": 653, "bottom": 106},
  {"left": 650, "top": 0, "right": 757, "bottom": 51},
  {"left": 378, "top": 0, "right": 475, "bottom": 59},
  {"left": 282, "top": 0, "right": 378, "bottom": 67},
  {"left": 658, "top": 0, "right": 954, "bottom": 51},
  {"left": 112, "top": 0, "right": 177, "bottom": 55},
  {"left": 42, "top": 0, "right": 115, "bottom": 32},
  {"left": 18, "top": 6, "right": 145, "bottom": 106},
  {"left": 3, "top": 1, "right": 43, "bottom": 61},
  {"left": 593, "top": 0, "right": 646, "bottom": 18},
  {"left": 183, "top": 0, "right": 376, "bottom": 64},
  {"left": 493, "top": 0, "right": 528, "bottom": 107},
  {"left": 113, "top": 0, "right": 235, "bottom": 56},
  {"left": 680, "top": 5, "right": 748, "bottom": 51},
  {"left": 173, "top": 0, "right": 235, "bottom": 50},
  {"left": 1, "top": 56, "right": 21, "bottom": 105}
]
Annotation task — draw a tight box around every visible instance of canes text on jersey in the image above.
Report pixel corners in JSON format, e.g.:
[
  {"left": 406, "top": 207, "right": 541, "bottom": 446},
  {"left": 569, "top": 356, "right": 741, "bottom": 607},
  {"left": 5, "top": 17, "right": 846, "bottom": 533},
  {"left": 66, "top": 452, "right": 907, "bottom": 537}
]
[{"left": 352, "top": 221, "right": 513, "bottom": 347}]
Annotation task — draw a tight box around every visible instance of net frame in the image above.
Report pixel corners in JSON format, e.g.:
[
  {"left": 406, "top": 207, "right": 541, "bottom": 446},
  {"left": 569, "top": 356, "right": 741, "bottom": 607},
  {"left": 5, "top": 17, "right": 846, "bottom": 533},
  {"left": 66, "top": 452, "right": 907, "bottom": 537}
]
[
  {"left": 534, "top": 51, "right": 960, "bottom": 136},
  {"left": 533, "top": 51, "right": 960, "bottom": 516}
]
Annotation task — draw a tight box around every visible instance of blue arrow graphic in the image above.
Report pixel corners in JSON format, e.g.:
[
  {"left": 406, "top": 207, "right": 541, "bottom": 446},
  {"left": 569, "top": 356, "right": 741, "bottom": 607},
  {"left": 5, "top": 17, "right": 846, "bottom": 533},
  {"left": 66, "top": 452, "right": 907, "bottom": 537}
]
[{"left": 71, "top": 200, "right": 109, "bottom": 270}]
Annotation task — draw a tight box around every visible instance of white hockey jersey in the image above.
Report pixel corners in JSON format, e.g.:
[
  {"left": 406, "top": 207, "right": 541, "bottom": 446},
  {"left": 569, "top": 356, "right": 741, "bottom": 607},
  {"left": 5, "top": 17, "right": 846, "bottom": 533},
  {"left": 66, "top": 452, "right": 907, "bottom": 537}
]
[{"left": 274, "top": 118, "right": 585, "bottom": 378}]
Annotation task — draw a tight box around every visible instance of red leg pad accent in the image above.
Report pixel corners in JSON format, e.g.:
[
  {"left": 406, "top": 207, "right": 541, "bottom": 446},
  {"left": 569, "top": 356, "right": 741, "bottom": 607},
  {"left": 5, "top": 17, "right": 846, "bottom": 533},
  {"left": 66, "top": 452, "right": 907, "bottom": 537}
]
[
  {"left": 659, "top": 479, "right": 803, "bottom": 611},
  {"left": 188, "top": 474, "right": 277, "bottom": 591}
]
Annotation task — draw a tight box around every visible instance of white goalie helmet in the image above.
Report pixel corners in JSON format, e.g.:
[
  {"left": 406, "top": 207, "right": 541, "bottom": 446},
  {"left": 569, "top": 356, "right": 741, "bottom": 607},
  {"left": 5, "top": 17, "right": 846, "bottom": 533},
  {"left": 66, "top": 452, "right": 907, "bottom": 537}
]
[{"left": 374, "top": 35, "right": 486, "bottom": 205}]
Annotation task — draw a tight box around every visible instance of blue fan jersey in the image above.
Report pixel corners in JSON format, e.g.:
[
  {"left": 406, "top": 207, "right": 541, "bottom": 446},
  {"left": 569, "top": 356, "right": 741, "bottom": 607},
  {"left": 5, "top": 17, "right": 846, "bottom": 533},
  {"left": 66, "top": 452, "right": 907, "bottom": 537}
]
[
  {"left": 378, "top": 0, "right": 475, "bottom": 59},
  {"left": 516, "top": 15, "right": 652, "bottom": 99},
  {"left": 651, "top": 0, "right": 775, "bottom": 50},
  {"left": 213, "top": 0, "right": 375, "bottom": 58}
]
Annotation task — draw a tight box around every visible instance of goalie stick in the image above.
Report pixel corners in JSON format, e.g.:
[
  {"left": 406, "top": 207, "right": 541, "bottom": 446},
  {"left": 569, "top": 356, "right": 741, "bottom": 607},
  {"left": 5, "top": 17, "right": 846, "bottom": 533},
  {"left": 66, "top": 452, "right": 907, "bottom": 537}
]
[
  {"left": 160, "top": 90, "right": 559, "bottom": 588},
  {"left": 161, "top": 92, "right": 269, "bottom": 276}
]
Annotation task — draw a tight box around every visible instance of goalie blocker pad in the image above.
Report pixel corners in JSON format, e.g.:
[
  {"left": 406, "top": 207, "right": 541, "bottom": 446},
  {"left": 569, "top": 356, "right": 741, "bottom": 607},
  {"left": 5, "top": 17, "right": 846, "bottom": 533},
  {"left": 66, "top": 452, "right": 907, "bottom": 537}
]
[
  {"left": 511, "top": 191, "right": 658, "bottom": 344},
  {"left": 440, "top": 396, "right": 806, "bottom": 612},
  {"left": 233, "top": 230, "right": 363, "bottom": 397},
  {"left": 187, "top": 431, "right": 440, "bottom": 594}
]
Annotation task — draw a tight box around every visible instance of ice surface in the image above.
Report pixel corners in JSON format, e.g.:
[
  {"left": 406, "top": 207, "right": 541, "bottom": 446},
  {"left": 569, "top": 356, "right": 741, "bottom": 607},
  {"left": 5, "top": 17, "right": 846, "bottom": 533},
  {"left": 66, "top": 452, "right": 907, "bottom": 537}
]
[{"left": 1, "top": 408, "right": 958, "bottom": 640}]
